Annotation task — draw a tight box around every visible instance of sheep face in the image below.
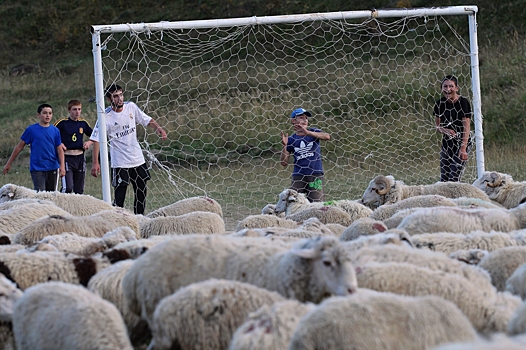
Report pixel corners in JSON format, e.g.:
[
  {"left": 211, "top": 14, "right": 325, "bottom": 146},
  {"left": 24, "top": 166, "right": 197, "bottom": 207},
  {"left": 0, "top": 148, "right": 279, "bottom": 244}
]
[
  {"left": 472, "top": 172, "right": 509, "bottom": 198},
  {"left": 289, "top": 237, "right": 357, "bottom": 300},
  {"left": 274, "top": 189, "right": 307, "bottom": 214},
  {"left": 360, "top": 175, "right": 395, "bottom": 209},
  {"left": 0, "top": 184, "right": 17, "bottom": 203}
]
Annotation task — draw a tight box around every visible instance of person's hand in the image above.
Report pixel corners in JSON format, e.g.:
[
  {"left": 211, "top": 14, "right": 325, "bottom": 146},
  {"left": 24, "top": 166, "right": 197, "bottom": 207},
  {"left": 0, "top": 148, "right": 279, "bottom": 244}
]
[
  {"left": 59, "top": 166, "right": 66, "bottom": 178},
  {"left": 157, "top": 127, "right": 167, "bottom": 140},
  {"left": 2, "top": 164, "right": 10, "bottom": 175},
  {"left": 280, "top": 131, "right": 288, "bottom": 147},
  {"left": 459, "top": 149, "right": 468, "bottom": 161},
  {"left": 60, "top": 143, "right": 67, "bottom": 151},
  {"left": 83, "top": 141, "right": 93, "bottom": 150},
  {"left": 91, "top": 163, "right": 101, "bottom": 177}
]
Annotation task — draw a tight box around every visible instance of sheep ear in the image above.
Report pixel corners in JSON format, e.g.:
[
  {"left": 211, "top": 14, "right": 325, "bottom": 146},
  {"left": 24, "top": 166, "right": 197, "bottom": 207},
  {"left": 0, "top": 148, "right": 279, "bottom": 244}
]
[{"left": 289, "top": 247, "right": 320, "bottom": 259}]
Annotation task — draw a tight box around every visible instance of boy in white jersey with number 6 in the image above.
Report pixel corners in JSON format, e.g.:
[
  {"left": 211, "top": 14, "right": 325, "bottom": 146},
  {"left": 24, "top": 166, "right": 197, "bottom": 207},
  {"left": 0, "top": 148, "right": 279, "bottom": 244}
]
[{"left": 90, "top": 84, "right": 167, "bottom": 214}]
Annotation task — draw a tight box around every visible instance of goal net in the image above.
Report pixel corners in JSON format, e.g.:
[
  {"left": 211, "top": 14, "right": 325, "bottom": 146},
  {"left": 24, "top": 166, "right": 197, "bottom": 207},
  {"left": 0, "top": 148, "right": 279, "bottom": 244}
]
[{"left": 91, "top": 6, "right": 482, "bottom": 229}]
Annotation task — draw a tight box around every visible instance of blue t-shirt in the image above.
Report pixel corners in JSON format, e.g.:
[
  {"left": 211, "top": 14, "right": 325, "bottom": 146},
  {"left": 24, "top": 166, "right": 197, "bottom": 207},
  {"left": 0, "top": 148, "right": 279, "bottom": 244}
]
[
  {"left": 286, "top": 128, "right": 324, "bottom": 176},
  {"left": 21, "top": 123, "right": 62, "bottom": 172}
]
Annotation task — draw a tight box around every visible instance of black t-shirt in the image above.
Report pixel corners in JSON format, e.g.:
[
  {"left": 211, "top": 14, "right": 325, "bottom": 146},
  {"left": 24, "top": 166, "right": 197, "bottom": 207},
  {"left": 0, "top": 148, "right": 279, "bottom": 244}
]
[
  {"left": 54, "top": 118, "right": 93, "bottom": 151},
  {"left": 434, "top": 96, "right": 472, "bottom": 149}
]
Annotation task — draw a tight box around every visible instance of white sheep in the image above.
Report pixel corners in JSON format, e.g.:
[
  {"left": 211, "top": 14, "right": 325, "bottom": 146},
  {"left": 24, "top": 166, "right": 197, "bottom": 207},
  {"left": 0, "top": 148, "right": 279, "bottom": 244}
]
[
  {"left": 360, "top": 175, "right": 490, "bottom": 209},
  {"left": 452, "top": 196, "right": 505, "bottom": 209},
  {"left": 139, "top": 211, "right": 225, "bottom": 238},
  {"left": 87, "top": 259, "right": 150, "bottom": 346},
  {"left": 229, "top": 299, "right": 314, "bottom": 350},
  {"left": 12, "top": 281, "right": 133, "bottom": 350},
  {"left": 0, "top": 273, "right": 23, "bottom": 350},
  {"left": 396, "top": 204, "right": 526, "bottom": 235},
  {"left": 0, "top": 183, "right": 115, "bottom": 216},
  {"left": 146, "top": 196, "right": 223, "bottom": 218},
  {"left": 147, "top": 279, "right": 286, "bottom": 350},
  {"left": 234, "top": 214, "right": 299, "bottom": 231},
  {"left": 354, "top": 261, "right": 521, "bottom": 334},
  {"left": 508, "top": 300, "right": 526, "bottom": 336},
  {"left": 0, "top": 251, "right": 111, "bottom": 290},
  {"left": 339, "top": 217, "right": 388, "bottom": 241},
  {"left": 350, "top": 244, "right": 494, "bottom": 296},
  {"left": 289, "top": 288, "right": 477, "bottom": 350},
  {"left": 13, "top": 208, "right": 140, "bottom": 245},
  {"left": 122, "top": 235, "right": 357, "bottom": 325},
  {"left": 102, "top": 235, "right": 177, "bottom": 263},
  {"left": 237, "top": 217, "right": 337, "bottom": 239},
  {"left": 0, "top": 201, "right": 70, "bottom": 235},
  {"left": 286, "top": 206, "right": 354, "bottom": 226},
  {"left": 342, "top": 231, "right": 414, "bottom": 251},
  {"left": 411, "top": 230, "right": 525, "bottom": 255},
  {"left": 432, "top": 333, "right": 526, "bottom": 350},
  {"left": 383, "top": 207, "right": 421, "bottom": 228},
  {"left": 261, "top": 203, "right": 285, "bottom": 217},
  {"left": 274, "top": 188, "right": 372, "bottom": 221},
  {"left": 369, "top": 194, "right": 457, "bottom": 221},
  {"left": 477, "top": 246, "right": 526, "bottom": 291},
  {"left": 473, "top": 171, "right": 526, "bottom": 209},
  {"left": 26, "top": 226, "right": 138, "bottom": 255},
  {"left": 449, "top": 249, "right": 490, "bottom": 265},
  {"left": 505, "top": 263, "right": 526, "bottom": 300}
]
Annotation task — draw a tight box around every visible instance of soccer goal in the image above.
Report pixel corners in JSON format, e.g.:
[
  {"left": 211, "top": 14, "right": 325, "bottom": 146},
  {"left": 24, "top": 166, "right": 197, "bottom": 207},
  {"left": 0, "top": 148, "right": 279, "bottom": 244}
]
[{"left": 91, "top": 6, "right": 483, "bottom": 229}]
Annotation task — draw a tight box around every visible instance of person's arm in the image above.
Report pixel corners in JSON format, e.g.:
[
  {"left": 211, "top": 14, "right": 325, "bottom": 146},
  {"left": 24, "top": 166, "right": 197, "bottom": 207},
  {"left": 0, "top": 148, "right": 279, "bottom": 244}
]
[
  {"left": 90, "top": 141, "right": 100, "bottom": 177},
  {"left": 306, "top": 129, "right": 330, "bottom": 140},
  {"left": 3, "top": 140, "right": 26, "bottom": 175},
  {"left": 83, "top": 140, "right": 94, "bottom": 150},
  {"left": 56, "top": 144, "right": 66, "bottom": 177},
  {"left": 459, "top": 117, "right": 471, "bottom": 161},
  {"left": 148, "top": 119, "right": 167, "bottom": 140},
  {"left": 280, "top": 131, "right": 290, "bottom": 167},
  {"left": 435, "top": 116, "right": 456, "bottom": 137}
]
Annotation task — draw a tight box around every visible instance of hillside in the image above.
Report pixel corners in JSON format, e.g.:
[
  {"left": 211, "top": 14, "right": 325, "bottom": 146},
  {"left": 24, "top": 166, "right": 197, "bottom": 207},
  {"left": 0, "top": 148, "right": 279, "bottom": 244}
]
[{"left": 0, "top": 0, "right": 525, "bottom": 147}]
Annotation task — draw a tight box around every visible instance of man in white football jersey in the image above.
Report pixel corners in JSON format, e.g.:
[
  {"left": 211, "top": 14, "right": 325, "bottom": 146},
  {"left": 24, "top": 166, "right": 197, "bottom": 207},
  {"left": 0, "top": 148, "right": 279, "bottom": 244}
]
[{"left": 90, "top": 84, "right": 167, "bottom": 214}]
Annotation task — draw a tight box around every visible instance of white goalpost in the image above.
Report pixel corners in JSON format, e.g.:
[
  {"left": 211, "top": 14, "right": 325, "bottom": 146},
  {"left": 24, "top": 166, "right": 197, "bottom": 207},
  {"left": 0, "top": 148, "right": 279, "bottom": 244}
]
[{"left": 91, "top": 5, "right": 483, "bottom": 229}]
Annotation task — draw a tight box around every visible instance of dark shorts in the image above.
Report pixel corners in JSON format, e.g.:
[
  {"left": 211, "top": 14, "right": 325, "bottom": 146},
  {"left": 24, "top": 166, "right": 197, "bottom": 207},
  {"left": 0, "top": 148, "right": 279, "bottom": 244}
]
[{"left": 290, "top": 174, "right": 324, "bottom": 202}]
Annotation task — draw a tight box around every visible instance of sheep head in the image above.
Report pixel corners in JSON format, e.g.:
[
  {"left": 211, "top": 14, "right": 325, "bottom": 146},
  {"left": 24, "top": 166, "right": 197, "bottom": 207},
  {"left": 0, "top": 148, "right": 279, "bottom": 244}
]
[
  {"left": 361, "top": 175, "right": 395, "bottom": 209},
  {"left": 274, "top": 189, "right": 309, "bottom": 214},
  {"left": 486, "top": 172, "right": 503, "bottom": 188}
]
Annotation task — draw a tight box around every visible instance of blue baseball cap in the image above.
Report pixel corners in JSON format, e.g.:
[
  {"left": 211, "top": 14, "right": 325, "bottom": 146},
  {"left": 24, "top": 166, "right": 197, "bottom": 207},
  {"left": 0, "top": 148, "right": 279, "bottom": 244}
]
[{"left": 290, "top": 108, "right": 312, "bottom": 119}]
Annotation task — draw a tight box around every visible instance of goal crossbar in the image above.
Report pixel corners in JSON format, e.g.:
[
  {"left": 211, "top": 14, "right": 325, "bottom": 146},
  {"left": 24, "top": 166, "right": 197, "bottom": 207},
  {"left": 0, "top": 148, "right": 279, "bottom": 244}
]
[{"left": 91, "top": 6, "right": 477, "bottom": 33}]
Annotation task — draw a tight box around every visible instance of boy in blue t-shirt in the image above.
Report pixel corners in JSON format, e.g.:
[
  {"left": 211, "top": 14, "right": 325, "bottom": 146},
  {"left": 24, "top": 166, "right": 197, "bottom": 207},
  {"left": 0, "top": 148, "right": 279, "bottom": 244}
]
[
  {"left": 3, "top": 104, "right": 65, "bottom": 192},
  {"left": 280, "top": 108, "right": 331, "bottom": 202}
]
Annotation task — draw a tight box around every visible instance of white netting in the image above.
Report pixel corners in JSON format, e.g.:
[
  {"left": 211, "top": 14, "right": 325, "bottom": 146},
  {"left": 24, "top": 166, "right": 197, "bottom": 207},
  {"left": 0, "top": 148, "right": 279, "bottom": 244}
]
[{"left": 96, "top": 14, "right": 478, "bottom": 229}]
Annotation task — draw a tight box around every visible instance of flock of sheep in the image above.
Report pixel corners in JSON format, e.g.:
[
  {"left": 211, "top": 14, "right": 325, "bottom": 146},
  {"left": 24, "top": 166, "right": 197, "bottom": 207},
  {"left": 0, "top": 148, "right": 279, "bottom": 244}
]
[{"left": 2, "top": 170, "right": 526, "bottom": 349}]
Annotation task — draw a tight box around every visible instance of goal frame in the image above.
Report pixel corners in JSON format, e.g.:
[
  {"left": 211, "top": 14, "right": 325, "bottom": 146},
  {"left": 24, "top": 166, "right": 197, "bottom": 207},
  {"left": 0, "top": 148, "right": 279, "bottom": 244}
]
[{"left": 90, "top": 5, "right": 483, "bottom": 205}]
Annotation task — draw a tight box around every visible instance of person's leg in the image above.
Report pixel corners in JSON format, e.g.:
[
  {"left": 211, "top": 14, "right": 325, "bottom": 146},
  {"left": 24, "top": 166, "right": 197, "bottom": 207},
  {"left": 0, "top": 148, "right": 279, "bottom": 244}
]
[
  {"left": 30, "top": 171, "right": 46, "bottom": 192},
  {"left": 306, "top": 175, "right": 324, "bottom": 202},
  {"left": 112, "top": 168, "right": 129, "bottom": 208},
  {"left": 133, "top": 164, "right": 151, "bottom": 215},
  {"left": 44, "top": 170, "right": 59, "bottom": 192},
  {"left": 440, "top": 147, "right": 452, "bottom": 182},
  {"left": 63, "top": 156, "right": 75, "bottom": 193},
  {"left": 449, "top": 154, "right": 466, "bottom": 182},
  {"left": 72, "top": 155, "right": 86, "bottom": 194},
  {"left": 290, "top": 175, "right": 309, "bottom": 198}
]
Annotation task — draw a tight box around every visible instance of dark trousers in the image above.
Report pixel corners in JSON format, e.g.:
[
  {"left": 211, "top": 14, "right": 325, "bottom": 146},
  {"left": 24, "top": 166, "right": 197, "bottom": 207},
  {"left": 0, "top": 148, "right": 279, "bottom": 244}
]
[
  {"left": 440, "top": 148, "right": 466, "bottom": 182},
  {"left": 62, "top": 154, "right": 86, "bottom": 194},
  {"left": 31, "top": 170, "right": 59, "bottom": 192},
  {"left": 290, "top": 174, "right": 324, "bottom": 202},
  {"left": 112, "top": 163, "right": 150, "bottom": 215}
]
